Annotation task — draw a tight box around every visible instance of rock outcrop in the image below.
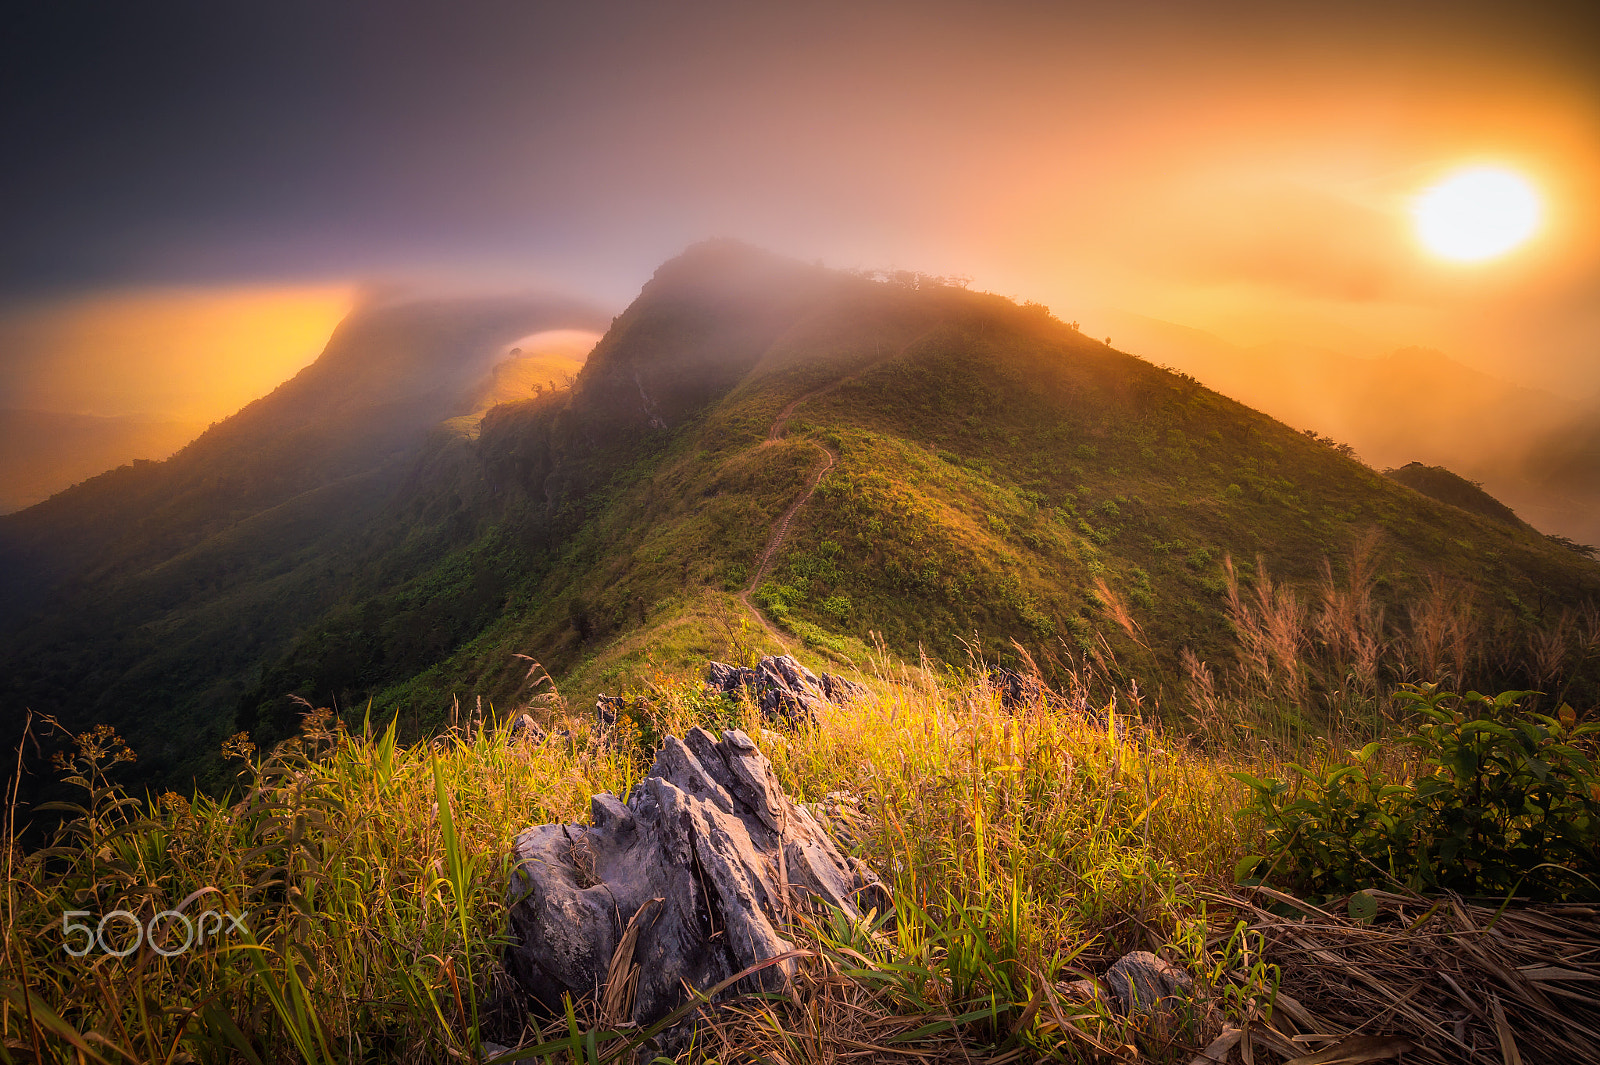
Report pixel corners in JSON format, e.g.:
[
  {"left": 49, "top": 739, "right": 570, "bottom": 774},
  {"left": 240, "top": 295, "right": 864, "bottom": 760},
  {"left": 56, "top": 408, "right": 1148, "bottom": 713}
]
[
  {"left": 508, "top": 713, "right": 542, "bottom": 741},
  {"left": 594, "top": 693, "right": 629, "bottom": 729},
  {"left": 502, "top": 727, "right": 889, "bottom": 1032},
  {"left": 704, "top": 654, "right": 867, "bottom": 721}
]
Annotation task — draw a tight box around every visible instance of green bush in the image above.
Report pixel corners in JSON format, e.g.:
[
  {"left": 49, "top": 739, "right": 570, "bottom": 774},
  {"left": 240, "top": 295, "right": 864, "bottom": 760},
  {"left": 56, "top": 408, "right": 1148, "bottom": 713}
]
[
  {"left": 819, "top": 594, "right": 851, "bottom": 623},
  {"left": 1235, "top": 686, "right": 1600, "bottom": 900}
]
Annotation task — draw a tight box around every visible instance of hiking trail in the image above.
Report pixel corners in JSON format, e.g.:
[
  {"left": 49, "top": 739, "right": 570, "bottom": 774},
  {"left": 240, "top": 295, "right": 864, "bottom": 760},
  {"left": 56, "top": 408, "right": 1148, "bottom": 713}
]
[{"left": 735, "top": 381, "right": 844, "bottom": 643}]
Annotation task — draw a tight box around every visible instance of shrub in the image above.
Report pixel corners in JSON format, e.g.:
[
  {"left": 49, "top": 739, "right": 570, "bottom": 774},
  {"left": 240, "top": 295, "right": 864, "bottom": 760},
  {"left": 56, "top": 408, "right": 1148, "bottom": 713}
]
[
  {"left": 820, "top": 594, "right": 851, "bottom": 623},
  {"left": 1235, "top": 686, "right": 1600, "bottom": 900}
]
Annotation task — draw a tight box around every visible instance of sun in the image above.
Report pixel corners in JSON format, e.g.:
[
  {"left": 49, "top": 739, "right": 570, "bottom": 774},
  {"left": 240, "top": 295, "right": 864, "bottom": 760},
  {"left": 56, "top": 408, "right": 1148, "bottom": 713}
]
[{"left": 1412, "top": 167, "right": 1541, "bottom": 262}]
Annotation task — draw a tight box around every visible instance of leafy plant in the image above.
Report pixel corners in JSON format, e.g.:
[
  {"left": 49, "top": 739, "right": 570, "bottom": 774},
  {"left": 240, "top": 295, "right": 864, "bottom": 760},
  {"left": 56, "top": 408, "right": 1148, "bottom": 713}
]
[
  {"left": 1174, "top": 911, "right": 1279, "bottom": 1028},
  {"left": 1236, "top": 685, "right": 1600, "bottom": 899}
]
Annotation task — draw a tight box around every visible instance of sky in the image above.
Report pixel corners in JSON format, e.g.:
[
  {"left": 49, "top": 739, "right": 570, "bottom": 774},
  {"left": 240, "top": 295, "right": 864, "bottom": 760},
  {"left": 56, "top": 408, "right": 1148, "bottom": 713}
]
[{"left": 2, "top": 0, "right": 1597, "bottom": 422}]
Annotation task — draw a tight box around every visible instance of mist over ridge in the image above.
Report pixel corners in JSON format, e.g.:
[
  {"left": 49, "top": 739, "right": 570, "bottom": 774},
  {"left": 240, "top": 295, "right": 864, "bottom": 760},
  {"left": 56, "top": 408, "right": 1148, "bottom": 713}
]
[{"left": 6, "top": 5, "right": 1600, "bottom": 1057}]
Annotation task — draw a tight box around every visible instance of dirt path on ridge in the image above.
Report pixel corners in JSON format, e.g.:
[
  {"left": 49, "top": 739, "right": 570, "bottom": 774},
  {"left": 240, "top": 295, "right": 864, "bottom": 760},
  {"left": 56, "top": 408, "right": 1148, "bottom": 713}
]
[
  {"left": 735, "top": 380, "right": 847, "bottom": 643},
  {"left": 731, "top": 329, "right": 938, "bottom": 644}
]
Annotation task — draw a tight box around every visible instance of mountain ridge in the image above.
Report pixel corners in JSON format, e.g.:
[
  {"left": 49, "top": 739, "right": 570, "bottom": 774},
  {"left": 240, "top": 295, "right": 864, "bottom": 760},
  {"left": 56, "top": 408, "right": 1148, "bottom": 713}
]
[
  {"left": 1383, "top": 461, "right": 1532, "bottom": 532},
  {"left": 241, "top": 245, "right": 1600, "bottom": 741},
  {"left": 4, "top": 243, "right": 1597, "bottom": 794},
  {"left": 0, "top": 293, "right": 606, "bottom": 786},
  {"left": 0, "top": 294, "right": 608, "bottom": 619},
  {"left": 0, "top": 408, "right": 206, "bottom": 514}
]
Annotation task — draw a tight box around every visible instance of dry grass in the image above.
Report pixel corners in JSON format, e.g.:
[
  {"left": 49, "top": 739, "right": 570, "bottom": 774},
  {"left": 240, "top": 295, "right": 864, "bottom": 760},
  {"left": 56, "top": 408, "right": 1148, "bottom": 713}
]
[
  {"left": 1190, "top": 538, "right": 1600, "bottom": 762},
  {"left": 1210, "top": 885, "right": 1600, "bottom": 1065},
  {"left": 687, "top": 881, "right": 1600, "bottom": 1064}
]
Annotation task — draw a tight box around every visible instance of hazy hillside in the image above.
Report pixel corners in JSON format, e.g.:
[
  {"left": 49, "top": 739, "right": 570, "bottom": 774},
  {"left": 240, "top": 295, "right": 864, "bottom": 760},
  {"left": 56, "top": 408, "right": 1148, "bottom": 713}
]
[
  {"left": 1512, "top": 406, "right": 1600, "bottom": 546},
  {"left": 0, "top": 293, "right": 606, "bottom": 785},
  {"left": 0, "top": 408, "right": 205, "bottom": 513},
  {"left": 1383, "top": 461, "right": 1531, "bottom": 530},
  {"left": 5, "top": 244, "right": 1598, "bottom": 795},
  {"left": 239, "top": 244, "right": 1600, "bottom": 752},
  {"left": 1102, "top": 311, "right": 1600, "bottom": 546},
  {"left": 439, "top": 332, "right": 597, "bottom": 438}
]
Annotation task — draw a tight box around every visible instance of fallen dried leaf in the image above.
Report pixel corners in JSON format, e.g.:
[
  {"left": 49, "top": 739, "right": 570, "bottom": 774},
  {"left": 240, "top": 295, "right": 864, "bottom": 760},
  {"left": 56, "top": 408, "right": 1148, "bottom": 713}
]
[
  {"left": 1281, "top": 1034, "right": 1412, "bottom": 1065},
  {"left": 1187, "top": 1025, "right": 1241, "bottom": 1065}
]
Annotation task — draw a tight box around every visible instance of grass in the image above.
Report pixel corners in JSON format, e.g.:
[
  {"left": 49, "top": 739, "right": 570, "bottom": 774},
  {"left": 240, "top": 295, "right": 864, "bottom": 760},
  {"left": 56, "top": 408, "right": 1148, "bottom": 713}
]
[
  {"left": 7, "top": 637, "right": 1598, "bottom": 1063},
  {"left": 236, "top": 267, "right": 1600, "bottom": 759},
  {"left": 6, "top": 250, "right": 1600, "bottom": 1060},
  {"left": 4, "top": 647, "right": 1290, "bottom": 1064}
]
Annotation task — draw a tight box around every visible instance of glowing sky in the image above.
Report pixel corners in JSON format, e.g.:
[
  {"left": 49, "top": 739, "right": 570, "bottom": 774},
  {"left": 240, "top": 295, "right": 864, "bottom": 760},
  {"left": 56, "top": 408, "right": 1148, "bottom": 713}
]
[
  {"left": 0, "top": 286, "right": 354, "bottom": 420},
  {"left": 3, "top": 0, "right": 1597, "bottom": 421}
]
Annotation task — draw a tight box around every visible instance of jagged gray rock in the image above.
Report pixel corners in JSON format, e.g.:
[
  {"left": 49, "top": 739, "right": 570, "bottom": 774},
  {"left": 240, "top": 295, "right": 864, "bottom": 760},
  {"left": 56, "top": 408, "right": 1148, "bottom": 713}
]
[
  {"left": 704, "top": 654, "right": 867, "bottom": 721},
  {"left": 502, "top": 727, "right": 890, "bottom": 1032},
  {"left": 1053, "top": 951, "right": 1194, "bottom": 1019}
]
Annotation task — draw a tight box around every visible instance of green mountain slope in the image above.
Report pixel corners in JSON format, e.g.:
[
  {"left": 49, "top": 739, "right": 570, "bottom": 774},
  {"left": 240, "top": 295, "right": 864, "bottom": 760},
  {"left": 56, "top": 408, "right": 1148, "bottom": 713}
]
[
  {"left": 1103, "top": 311, "right": 1600, "bottom": 547},
  {"left": 6, "top": 243, "right": 1597, "bottom": 794}
]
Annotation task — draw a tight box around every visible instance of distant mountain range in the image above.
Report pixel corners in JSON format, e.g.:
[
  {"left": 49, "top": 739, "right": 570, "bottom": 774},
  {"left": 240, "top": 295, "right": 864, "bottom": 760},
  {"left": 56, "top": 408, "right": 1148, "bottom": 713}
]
[
  {"left": 3, "top": 243, "right": 1595, "bottom": 795},
  {"left": 1101, "top": 312, "right": 1600, "bottom": 546},
  {"left": 0, "top": 409, "right": 206, "bottom": 514}
]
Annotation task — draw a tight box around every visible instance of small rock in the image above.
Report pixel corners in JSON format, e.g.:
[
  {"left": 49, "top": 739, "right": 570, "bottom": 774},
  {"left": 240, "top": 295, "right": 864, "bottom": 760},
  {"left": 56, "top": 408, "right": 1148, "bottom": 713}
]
[
  {"left": 1102, "top": 951, "right": 1193, "bottom": 1016},
  {"left": 705, "top": 660, "right": 747, "bottom": 692},
  {"left": 508, "top": 714, "right": 543, "bottom": 742},
  {"left": 987, "top": 667, "right": 1044, "bottom": 709},
  {"left": 819, "top": 671, "right": 870, "bottom": 704},
  {"left": 594, "top": 693, "right": 628, "bottom": 729}
]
